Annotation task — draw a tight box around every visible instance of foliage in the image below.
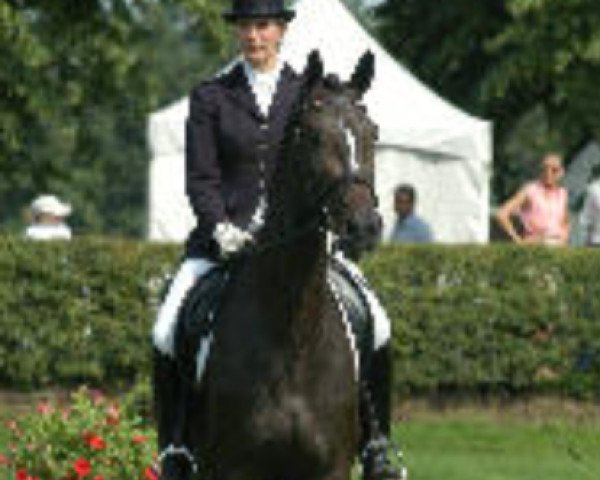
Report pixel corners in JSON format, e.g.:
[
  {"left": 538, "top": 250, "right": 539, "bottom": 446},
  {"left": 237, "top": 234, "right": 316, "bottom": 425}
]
[
  {"left": 374, "top": 0, "right": 600, "bottom": 198},
  {"left": 1, "top": 386, "right": 157, "bottom": 480},
  {"left": 0, "top": 235, "right": 179, "bottom": 390},
  {"left": 0, "top": 0, "right": 230, "bottom": 236},
  {"left": 1, "top": 236, "right": 600, "bottom": 400},
  {"left": 362, "top": 244, "right": 600, "bottom": 399}
]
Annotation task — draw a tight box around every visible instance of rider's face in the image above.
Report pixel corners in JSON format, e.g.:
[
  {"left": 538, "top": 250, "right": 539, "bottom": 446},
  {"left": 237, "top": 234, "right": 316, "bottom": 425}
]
[{"left": 236, "top": 18, "right": 286, "bottom": 72}]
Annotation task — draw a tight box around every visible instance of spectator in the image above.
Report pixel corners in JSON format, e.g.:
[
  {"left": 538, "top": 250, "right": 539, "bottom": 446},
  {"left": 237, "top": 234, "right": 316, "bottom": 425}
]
[
  {"left": 390, "top": 183, "right": 433, "bottom": 243},
  {"left": 496, "top": 152, "right": 569, "bottom": 245},
  {"left": 579, "top": 177, "right": 600, "bottom": 246},
  {"left": 25, "top": 194, "right": 72, "bottom": 240}
]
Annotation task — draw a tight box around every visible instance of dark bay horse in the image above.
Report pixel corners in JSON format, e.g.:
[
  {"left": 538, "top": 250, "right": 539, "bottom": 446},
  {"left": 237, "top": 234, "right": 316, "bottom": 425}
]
[{"left": 181, "top": 50, "right": 380, "bottom": 480}]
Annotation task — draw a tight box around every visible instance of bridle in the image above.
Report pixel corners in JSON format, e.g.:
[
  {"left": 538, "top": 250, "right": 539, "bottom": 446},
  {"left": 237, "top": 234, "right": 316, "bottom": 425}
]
[{"left": 241, "top": 74, "right": 378, "bottom": 258}]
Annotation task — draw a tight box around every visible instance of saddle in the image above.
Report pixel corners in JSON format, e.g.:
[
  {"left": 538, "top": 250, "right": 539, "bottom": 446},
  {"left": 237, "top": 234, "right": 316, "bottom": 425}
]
[
  {"left": 173, "top": 265, "right": 231, "bottom": 380},
  {"left": 328, "top": 258, "right": 375, "bottom": 375},
  {"left": 172, "top": 259, "right": 374, "bottom": 382}
]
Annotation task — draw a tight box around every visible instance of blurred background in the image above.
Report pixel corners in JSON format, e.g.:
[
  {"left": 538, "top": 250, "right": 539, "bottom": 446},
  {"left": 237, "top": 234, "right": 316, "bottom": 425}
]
[{"left": 2, "top": 0, "right": 598, "bottom": 240}]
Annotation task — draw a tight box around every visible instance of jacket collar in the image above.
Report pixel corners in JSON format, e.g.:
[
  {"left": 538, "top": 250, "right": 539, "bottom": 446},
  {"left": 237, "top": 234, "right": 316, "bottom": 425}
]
[{"left": 222, "top": 60, "right": 299, "bottom": 121}]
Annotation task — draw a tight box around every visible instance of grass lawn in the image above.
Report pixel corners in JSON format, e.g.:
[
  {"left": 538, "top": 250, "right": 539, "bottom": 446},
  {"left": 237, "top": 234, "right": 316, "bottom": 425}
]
[
  {"left": 394, "top": 400, "right": 600, "bottom": 480},
  {"left": 2, "top": 392, "right": 600, "bottom": 480}
]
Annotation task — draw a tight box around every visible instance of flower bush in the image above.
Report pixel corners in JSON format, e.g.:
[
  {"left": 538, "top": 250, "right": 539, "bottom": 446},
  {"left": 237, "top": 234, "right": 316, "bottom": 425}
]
[{"left": 1, "top": 386, "right": 158, "bottom": 480}]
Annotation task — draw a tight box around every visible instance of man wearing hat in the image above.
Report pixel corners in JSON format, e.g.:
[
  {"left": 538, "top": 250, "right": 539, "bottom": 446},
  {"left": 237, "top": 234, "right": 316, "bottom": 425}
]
[
  {"left": 25, "top": 194, "right": 73, "bottom": 241},
  {"left": 152, "top": 1, "right": 404, "bottom": 479}
]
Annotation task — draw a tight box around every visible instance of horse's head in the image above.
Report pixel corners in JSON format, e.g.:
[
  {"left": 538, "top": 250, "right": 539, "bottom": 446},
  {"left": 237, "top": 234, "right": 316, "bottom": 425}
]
[{"left": 291, "top": 50, "right": 382, "bottom": 258}]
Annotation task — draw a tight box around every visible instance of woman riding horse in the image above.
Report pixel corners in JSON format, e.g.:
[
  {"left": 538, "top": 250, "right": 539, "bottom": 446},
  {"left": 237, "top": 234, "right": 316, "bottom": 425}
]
[{"left": 152, "top": 1, "right": 402, "bottom": 479}]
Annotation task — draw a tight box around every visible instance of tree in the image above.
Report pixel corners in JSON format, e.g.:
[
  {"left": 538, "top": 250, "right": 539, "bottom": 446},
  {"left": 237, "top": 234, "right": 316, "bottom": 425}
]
[
  {"left": 0, "top": 0, "right": 230, "bottom": 235},
  {"left": 374, "top": 0, "right": 600, "bottom": 199}
]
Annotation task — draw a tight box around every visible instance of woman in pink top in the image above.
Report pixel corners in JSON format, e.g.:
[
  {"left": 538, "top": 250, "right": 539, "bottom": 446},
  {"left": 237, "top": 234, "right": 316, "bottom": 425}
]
[{"left": 496, "top": 153, "right": 570, "bottom": 245}]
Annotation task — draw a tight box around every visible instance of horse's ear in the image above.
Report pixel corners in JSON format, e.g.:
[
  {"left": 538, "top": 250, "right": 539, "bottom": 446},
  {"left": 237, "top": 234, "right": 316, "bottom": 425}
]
[
  {"left": 349, "top": 50, "right": 375, "bottom": 97},
  {"left": 303, "top": 49, "right": 324, "bottom": 90}
]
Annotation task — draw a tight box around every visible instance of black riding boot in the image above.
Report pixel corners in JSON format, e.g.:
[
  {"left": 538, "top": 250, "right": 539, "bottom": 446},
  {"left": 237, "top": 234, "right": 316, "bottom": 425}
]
[
  {"left": 153, "top": 348, "right": 196, "bottom": 480},
  {"left": 360, "top": 343, "right": 406, "bottom": 480}
]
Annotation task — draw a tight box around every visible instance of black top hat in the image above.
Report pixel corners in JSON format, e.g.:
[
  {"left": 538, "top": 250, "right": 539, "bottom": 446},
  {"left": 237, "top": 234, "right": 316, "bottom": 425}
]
[{"left": 223, "top": 0, "right": 295, "bottom": 23}]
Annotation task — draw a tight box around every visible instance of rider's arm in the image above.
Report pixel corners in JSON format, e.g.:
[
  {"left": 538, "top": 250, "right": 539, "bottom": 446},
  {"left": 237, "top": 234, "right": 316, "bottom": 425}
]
[
  {"left": 185, "top": 82, "right": 227, "bottom": 238},
  {"left": 495, "top": 187, "right": 528, "bottom": 244}
]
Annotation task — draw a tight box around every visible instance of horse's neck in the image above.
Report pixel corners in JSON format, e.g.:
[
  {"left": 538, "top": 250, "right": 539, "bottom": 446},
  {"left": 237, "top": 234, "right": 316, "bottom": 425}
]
[
  {"left": 249, "top": 120, "right": 331, "bottom": 337},
  {"left": 250, "top": 224, "right": 329, "bottom": 343}
]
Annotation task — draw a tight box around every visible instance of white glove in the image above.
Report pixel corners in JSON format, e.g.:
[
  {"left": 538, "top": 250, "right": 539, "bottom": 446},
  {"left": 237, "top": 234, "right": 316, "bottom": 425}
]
[{"left": 213, "top": 222, "right": 254, "bottom": 258}]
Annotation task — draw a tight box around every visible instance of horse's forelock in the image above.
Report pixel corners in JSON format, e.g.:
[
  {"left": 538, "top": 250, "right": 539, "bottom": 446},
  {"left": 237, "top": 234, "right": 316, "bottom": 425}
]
[{"left": 323, "top": 74, "right": 343, "bottom": 91}]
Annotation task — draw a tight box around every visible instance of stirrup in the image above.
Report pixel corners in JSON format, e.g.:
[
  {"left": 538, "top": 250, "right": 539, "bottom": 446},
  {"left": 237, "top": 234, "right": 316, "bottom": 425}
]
[
  {"left": 361, "top": 435, "right": 408, "bottom": 480},
  {"left": 158, "top": 444, "right": 199, "bottom": 474}
]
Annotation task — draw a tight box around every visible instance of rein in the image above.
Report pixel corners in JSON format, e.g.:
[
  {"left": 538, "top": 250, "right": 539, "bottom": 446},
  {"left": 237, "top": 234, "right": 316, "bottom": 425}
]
[
  {"left": 246, "top": 176, "right": 347, "bottom": 257},
  {"left": 244, "top": 172, "right": 376, "bottom": 258}
]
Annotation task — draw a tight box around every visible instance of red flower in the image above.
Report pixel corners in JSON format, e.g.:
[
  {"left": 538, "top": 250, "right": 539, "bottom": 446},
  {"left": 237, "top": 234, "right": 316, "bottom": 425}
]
[
  {"left": 131, "top": 434, "right": 146, "bottom": 444},
  {"left": 105, "top": 404, "right": 120, "bottom": 426},
  {"left": 73, "top": 458, "right": 92, "bottom": 478},
  {"left": 90, "top": 390, "right": 105, "bottom": 406},
  {"left": 0, "top": 454, "right": 10, "bottom": 466},
  {"left": 6, "top": 421, "right": 21, "bottom": 437},
  {"left": 143, "top": 467, "right": 159, "bottom": 480},
  {"left": 15, "top": 469, "right": 28, "bottom": 480},
  {"left": 83, "top": 433, "right": 106, "bottom": 450},
  {"left": 14, "top": 469, "right": 37, "bottom": 480},
  {"left": 36, "top": 401, "right": 53, "bottom": 416},
  {"left": 93, "top": 476, "right": 104, "bottom": 480}
]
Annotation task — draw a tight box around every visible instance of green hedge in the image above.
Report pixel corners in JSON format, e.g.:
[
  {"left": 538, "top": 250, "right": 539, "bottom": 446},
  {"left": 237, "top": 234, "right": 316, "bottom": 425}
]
[
  {"left": 1, "top": 236, "right": 599, "bottom": 399},
  {"left": 362, "top": 245, "right": 600, "bottom": 399},
  {"left": 0, "top": 236, "right": 179, "bottom": 390}
]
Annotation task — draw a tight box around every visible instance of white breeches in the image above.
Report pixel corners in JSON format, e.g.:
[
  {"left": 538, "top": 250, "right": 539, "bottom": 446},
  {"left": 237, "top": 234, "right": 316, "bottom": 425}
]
[
  {"left": 151, "top": 254, "right": 392, "bottom": 357},
  {"left": 152, "top": 258, "right": 215, "bottom": 357}
]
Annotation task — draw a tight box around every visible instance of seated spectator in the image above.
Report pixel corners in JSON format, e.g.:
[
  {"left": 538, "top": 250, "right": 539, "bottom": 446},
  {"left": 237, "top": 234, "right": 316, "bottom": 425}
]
[
  {"left": 495, "top": 152, "right": 569, "bottom": 246},
  {"left": 580, "top": 177, "right": 600, "bottom": 246},
  {"left": 390, "top": 183, "right": 433, "bottom": 243},
  {"left": 25, "top": 194, "right": 73, "bottom": 241}
]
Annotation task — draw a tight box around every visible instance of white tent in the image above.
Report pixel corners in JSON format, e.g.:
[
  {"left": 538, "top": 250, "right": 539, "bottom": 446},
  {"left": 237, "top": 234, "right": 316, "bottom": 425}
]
[{"left": 147, "top": 0, "right": 493, "bottom": 243}]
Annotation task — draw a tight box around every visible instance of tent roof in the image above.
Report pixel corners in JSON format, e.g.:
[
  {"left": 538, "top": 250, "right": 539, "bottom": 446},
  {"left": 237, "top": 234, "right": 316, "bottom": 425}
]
[{"left": 149, "top": 0, "right": 491, "bottom": 163}]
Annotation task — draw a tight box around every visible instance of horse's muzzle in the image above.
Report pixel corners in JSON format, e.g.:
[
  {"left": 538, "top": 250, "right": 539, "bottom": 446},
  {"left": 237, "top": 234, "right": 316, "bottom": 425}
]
[{"left": 339, "top": 210, "right": 382, "bottom": 260}]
